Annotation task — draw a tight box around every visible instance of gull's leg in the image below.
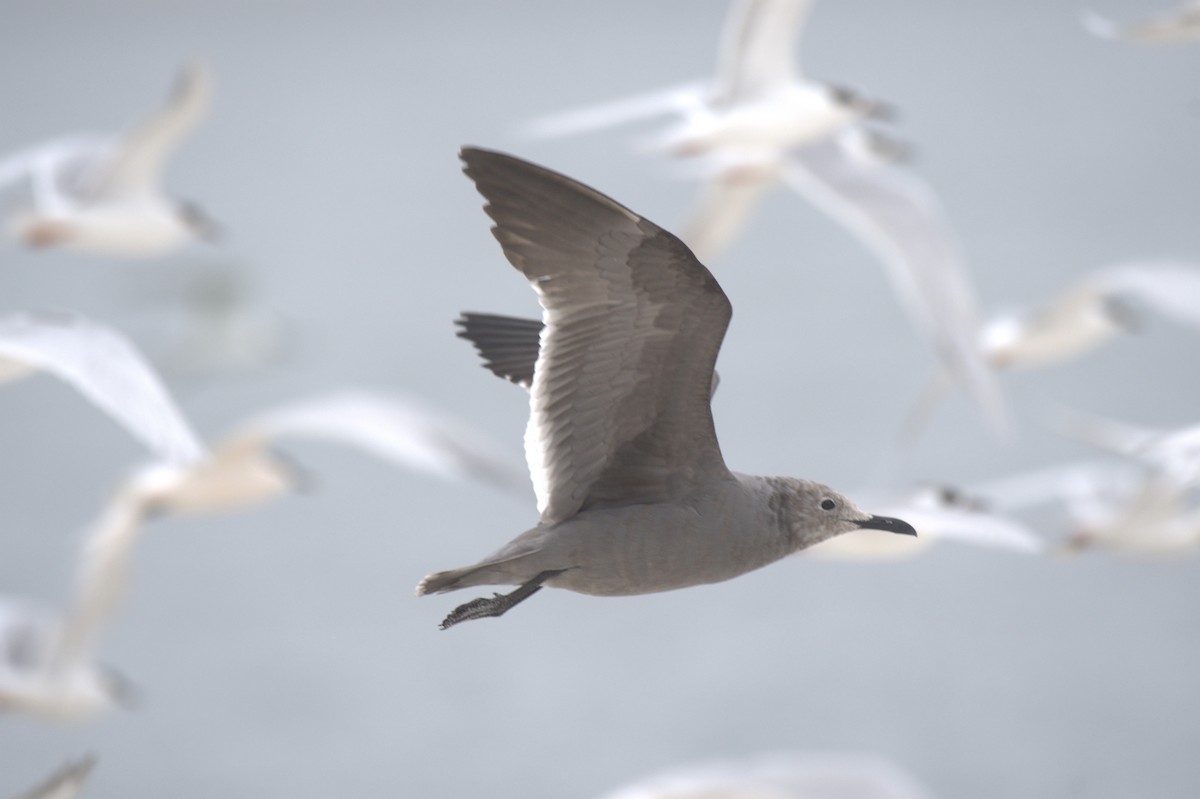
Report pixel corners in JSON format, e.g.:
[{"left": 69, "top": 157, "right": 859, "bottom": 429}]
[{"left": 438, "top": 569, "right": 566, "bottom": 630}]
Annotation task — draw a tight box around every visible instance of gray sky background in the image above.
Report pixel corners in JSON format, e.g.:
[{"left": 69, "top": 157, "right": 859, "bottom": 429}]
[{"left": 1, "top": 1, "right": 1199, "bottom": 797}]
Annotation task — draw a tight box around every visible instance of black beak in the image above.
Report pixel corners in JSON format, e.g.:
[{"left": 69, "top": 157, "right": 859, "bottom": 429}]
[{"left": 855, "top": 515, "right": 918, "bottom": 537}]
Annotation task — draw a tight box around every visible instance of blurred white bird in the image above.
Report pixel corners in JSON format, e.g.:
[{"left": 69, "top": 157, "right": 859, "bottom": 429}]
[
  {"left": 905, "top": 261, "right": 1200, "bottom": 439},
  {"left": 0, "top": 488, "right": 148, "bottom": 722},
  {"left": 0, "top": 311, "right": 205, "bottom": 465},
  {"left": 12, "top": 757, "right": 95, "bottom": 799},
  {"left": 525, "top": 0, "right": 886, "bottom": 156},
  {"left": 1056, "top": 408, "right": 1200, "bottom": 489},
  {"left": 1084, "top": 3, "right": 1200, "bottom": 44},
  {"left": 982, "top": 261, "right": 1200, "bottom": 371},
  {"left": 808, "top": 482, "right": 1045, "bottom": 559},
  {"left": 1059, "top": 467, "right": 1200, "bottom": 554},
  {"left": 128, "top": 388, "right": 528, "bottom": 518},
  {"left": 964, "top": 458, "right": 1200, "bottom": 554},
  {"left": 0, "top": 61, "right": 217, "bottom": 258},
  {"left": 598, "top": 751, "right": 936, "bottom": 799}
]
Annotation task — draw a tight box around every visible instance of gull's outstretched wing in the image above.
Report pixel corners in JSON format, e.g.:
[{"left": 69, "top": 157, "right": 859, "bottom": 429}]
[
  {"left": 237, "top": 389, "right": 528, "bottom": 495},
  {"left": 0, "top": 312, "right": 205, "bottom": 465},
  {"left": 462, "top": 147, "right": 733, "bottom": 523},
  {"left": 522, "top": 83, "right": 706, "bottom": 140},
  {"left": 455, "top": 312, "right": 544, "bottom": 388},
  {"left": 782, "top": 130, "right": 1006, "bottom": 433},
  {"left": 83, "top": 61, "right": 212, "bottom": 200},
  {"left": 600, "top": 751, "right": 935, "bottom": 799},
  {"left": 1084, "top": 4, "right": 1200, "bottom": 44},
  {"left": 48, "top": 487, "right": 151, "bottom": 679},
  {"left": 712, "top": 0, "right": 815, "bottom": 104},
  {"left": 13, "top": 756, "right": 96, "bottom": 799},
  {"left": 456, "top": 311, "right": 723, "bottom": 400}
]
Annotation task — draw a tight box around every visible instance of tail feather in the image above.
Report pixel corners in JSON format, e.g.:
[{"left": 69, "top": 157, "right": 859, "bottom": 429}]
[{"left": 416, "top": 566, "right": 479, "bottom": 596}]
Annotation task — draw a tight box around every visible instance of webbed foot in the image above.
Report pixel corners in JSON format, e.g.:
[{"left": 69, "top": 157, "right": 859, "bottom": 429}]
[{"left": 437, "top": 569, "right": 566, "bottom": 630}]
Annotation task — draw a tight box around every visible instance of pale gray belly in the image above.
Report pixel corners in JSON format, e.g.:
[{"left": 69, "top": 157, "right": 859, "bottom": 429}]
[{"left": 524, "top": 502, "right": 791, "bottom": 597}]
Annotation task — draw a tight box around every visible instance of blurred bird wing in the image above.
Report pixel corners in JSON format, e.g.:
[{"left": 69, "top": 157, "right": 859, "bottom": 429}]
[
  {"left": 781, "top": 131, "right": 1007, "bottom": 434},
  {"left": 1083, "top": 4, "right": 1200, "bottom": 43},
  {"left": 13, "top": 757, "right": 97, "bottom": 799},
  {"left": 969, "top": 460, "right": 1138, "bottom": 518},
  {"left": 522, "top": 82, "right": 706, "bottom": 139},
  {"left": 1057, "top": 405, "right": 1200, "bottom": 486},
  {"left": 83, "top": 61, "right": 211, "bottom": 200},
  {"left": 462, "top": 148, "right": 733, "bottom": 523},
  {"left": 602, "top": 751, "right": 935, "bottom": 799},
  {"left": 895, "top": 506, "right": 1044, "bottom": 553},
  {"left": 0, "top": 599, "right": 55, "bottom": 677},
  {"left": 0, "top": 137, "right": 112, "bottom": 214},
  {"left": 1094, "top": 260, "right": 1200, "bottom": 329},
  {"left": 0, "top": 312, "right": 205, "bottom": 463},
  {"left": 239, "top": 389, "right": 528, "bottom": 494},
  {"left": 1053, "top": 406, "right": 1163, "bottom": 460},
  {"left": 0, "top": 312, "right": 205, "bottom": 464},
  {"left": 681, "top": 164, "right": 775, "bottom": 262},
  {"left": 712, "top": 0, "right": 815, "bottom": 103},
  {"left": 49, "top": 487, "right": 150, "bottom": 677}
]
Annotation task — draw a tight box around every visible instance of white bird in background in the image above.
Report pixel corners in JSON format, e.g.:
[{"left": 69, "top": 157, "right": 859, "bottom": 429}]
[
  {"left": 598, "top": 751, "right": 936, "bottom": 799},
  {"left": 1084, "top": 3, "right": 1200, "bottom": 44},
  {"left": 904, "top": 261, "right": 1200, "bottom": 439},
  {"left": 524, "top": 0, "right": 884, "bottom": 156},
  {"left": 0, "top": 488, "right": 148, "bottom": 722},
  {"left": 982, "top": 261, "right": 1200, "bottom": 371},
  {"left": 960, "top": 458, "right": 1200, "bottom": 554},
  {"left": 1056, "top": 465, "right": 1200, "bottom": 554},
  {"left": 0, "top": 311, "right": 205, "bottom": 465},
  {"left": 1056, "top": 408, "right": 1200, "bottom": 489},
  {"left": 526, "top": 1, "right": 1003, "bottom": 433},
  {"left": 0, "top": 61, "right": 217, "bottom": 258},
  {"left": 11, "top": 757, "right": 95, "bottom": 799},
  {"left": 128, "top": 388, "right": 528, "bottom": 519},
  {"left": 808, "top": 482, "right": 1045, "bottom": 559},
  {"left": 0, "top": 387, "right": 525, "bottom": 719}
]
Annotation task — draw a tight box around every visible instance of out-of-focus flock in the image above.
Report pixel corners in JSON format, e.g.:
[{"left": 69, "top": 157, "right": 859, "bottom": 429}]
[{"left": 3, "top": 1, "right": 1199, "bottom": 797}]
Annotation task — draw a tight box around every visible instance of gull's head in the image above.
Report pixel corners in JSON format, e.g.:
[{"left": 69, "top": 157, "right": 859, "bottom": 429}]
[
  {"left": 784, "top": 481, "right": 917, "bottom": 550},
  {"left": 176, "top": 199, "right": 222, "bottom": 243}
]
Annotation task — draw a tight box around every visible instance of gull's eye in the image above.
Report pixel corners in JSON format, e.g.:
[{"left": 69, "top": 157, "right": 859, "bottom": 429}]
[{"left": 820, "top": 498, "right": 836, "bottom": 511}]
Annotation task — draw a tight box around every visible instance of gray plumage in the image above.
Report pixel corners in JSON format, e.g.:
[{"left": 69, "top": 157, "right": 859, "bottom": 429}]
[
  {"left": 455, "top": 312, "right": 543, "bottom": 388},
  {"left": 457, "top": 311, "right": 722, "bottom": 398},
  {"left": 418, "top": 148, "right": 914, "bottom": 628}
]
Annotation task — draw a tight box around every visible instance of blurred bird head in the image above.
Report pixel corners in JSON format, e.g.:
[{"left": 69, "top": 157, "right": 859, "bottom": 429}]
[
  {"left": 827, "top": 84, "right": 898, "bottom": 122},
  {"left": 177, "top": 199, "right": 222, "bottom": 243}
]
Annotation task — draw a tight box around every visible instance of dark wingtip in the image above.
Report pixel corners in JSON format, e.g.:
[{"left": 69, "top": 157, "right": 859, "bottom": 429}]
[{"left": 856, "top": 514, "right": 918, "bottom": 537}]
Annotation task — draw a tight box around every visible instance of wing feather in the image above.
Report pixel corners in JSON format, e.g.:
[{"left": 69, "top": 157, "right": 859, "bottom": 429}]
[{"left": 461, "top": 148, "right": 733, "bottom": 523}]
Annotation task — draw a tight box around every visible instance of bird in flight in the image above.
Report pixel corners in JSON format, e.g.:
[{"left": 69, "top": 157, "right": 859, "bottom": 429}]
[{"left": 417, "top": 148, "right": 915, "bottom": 629}]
